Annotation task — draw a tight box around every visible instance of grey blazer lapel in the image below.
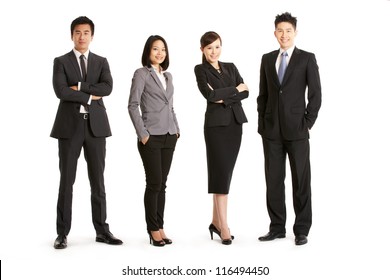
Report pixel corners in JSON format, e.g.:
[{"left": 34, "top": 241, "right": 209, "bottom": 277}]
[
  {"left": 163, "top": 72, "right": 173, "bottom": 100},
  {"left": 148, "top": 67, "right": 168, "bottom": 98}
]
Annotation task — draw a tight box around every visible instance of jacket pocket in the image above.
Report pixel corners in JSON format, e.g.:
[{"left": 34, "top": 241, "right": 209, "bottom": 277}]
[{"left": 291, "top": 107, "right": 304, "bottom": 114}]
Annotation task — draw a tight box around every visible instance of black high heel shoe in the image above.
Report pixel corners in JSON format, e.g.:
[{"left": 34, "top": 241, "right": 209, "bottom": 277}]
[
  {"left": 162, "top": 238, "right": 172, "bottom": 245},
  {"left": 147, "top": 231, "right": 165, "bottom": 247},
  {"left": 208, "top": 224, "right": 234, "bottom": 245}
]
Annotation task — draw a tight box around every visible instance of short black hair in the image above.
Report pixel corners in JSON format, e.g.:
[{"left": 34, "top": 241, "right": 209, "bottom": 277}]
[
  {"left": 71, "top": 16, "right": 95, "bottom": 36},
  {"left": 275, "top": 12, "right": 297, "bottom": 30},
  {"left": 141, "top": 35, "right": 170, "bottom": 70}
]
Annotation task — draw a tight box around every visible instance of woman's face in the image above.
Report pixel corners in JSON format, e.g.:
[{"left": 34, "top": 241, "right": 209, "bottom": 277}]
[
  {"left": 202, "top": 39, "right": 221, "bottom": 64},
  {"left": 149, "top": 40, "right": 166, "bottom": 67}
]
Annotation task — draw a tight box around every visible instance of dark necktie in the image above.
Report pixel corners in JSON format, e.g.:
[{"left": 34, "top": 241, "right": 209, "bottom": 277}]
[
  {"left": 278, "top": 52, "right": 288, "bottom": 83},
  {"left": 80, "top": 54, "right": 87, "bottom": 81}
]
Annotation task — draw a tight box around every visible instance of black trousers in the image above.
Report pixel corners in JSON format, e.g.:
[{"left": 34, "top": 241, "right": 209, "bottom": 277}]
[
  {"left": 138, "top": 134, "right": 177, "bottom": 231},
  {"left": 56, "top": 114, "right": 109, "bottom": 236},
  {"left": 262, "top": 137, "right": 312, "bottom": 236}
]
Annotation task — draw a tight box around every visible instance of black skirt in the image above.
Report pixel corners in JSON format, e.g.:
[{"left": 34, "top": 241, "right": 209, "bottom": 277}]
[{"left": 204, "top": 114, "right": 242, "bottom": 194}]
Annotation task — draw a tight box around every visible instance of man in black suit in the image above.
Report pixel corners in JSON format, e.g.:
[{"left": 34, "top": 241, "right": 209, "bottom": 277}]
[
  {"left": 51, "top": 16, "right": 122, "bottom": 249},
  {"left": 257, "top": 12, "right": 321, "bottom": 245}
]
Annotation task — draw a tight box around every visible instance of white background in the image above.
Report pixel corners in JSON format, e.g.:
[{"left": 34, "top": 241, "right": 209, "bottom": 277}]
[{"left": 1, "top": 0, "right": 389, "bottom": 279}]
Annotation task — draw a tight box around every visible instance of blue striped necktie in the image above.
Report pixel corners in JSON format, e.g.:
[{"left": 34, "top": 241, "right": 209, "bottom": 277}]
[{"left": 278, "top": 52, "right": 288, "bottom": 83}]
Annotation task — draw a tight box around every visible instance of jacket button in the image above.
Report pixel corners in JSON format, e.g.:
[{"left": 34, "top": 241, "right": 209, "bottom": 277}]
[{"left": 279, "top": 90, "right": 283, "bottom": 94}]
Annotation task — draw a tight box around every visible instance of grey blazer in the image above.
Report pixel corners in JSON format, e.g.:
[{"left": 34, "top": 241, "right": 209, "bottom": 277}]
[{"left": 128, "top": 66, "right": 180, "bottom": 140}]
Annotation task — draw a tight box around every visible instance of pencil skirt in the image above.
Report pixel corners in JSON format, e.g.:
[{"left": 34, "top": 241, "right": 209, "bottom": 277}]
[{"left": 204, "top": 118, "right": 242, "bottom": 194}]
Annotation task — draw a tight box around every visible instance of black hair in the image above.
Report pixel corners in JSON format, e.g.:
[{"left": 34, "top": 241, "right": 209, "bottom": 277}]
[
  {"left": 71, "top": 16, "right": 95, "bottom": 36},
  {"left": 275, "top": 12, "right": 297, "bottom": 30},
  {"left": 200, "top": 31, "right": 222, "bottom": 63},
  {"left": 141, "top": 35, "right": 170, "bottom": 70}
]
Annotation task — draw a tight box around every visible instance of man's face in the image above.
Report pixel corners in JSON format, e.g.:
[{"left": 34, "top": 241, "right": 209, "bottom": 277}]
[
  {"left": 274, "top": 22, "right": 296, "bottom": 50},
  {"left": 72, "top": 24, "right": 93, "bottom": 53}
]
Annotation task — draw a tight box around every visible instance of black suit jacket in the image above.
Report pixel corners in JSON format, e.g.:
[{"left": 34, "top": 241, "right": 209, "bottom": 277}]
[
  {"left": 257, "top": 47, "right": 321, "bottom": 140},
  {"left": 50, "top": 50, "right": 113, "bottom": 139},
  {"left": 194, "top": 61, "right": 248, "bottom": 127}
]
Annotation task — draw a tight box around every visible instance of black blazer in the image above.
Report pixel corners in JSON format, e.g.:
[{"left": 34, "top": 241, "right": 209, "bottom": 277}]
[
  {"left": 257, "top": 47, "right": 322, "bottom": 140},
  {"left": 50, "top": 51, "right": 113, "bottom": 139},
  {"left": 194, "top": 61, "right": 248, "bottom": 127}
]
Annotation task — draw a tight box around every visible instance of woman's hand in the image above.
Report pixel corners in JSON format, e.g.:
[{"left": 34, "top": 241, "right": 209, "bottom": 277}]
[
  {"left": 141, "top": 136, "right": 149, "bottom": 145},
  {"left": 236, "top": 83, "right": 249, "bottom": 92}
]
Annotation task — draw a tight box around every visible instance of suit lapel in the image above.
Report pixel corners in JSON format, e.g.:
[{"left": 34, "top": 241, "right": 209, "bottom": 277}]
[
  {"left": 67, "top": 51, "right": 82, "bottom": 81},
  {"left": 270, "top": 50, "right": 280, "bottom": 85},
  {"left": 163, "top": 72, "right": 173, "bottom": 100},
  {"left": 205, "top": 61, "right": 222, "bottom": 80},
  {"left": 281, "top": 47, "right": 300, "bottom": 84},
  {"left": 148, "top": 67, "right": 169, "bottom": 101},
  {"left": 86, "top": 52, "right": 96, "bottom": 82}
]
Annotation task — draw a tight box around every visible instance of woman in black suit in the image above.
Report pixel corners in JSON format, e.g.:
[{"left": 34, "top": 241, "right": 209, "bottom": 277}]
[{"left": 194, "top": 31, "right": 249, "bottom": 245}]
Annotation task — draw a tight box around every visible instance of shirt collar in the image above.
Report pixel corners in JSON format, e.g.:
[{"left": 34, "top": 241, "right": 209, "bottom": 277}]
[
  {"left": 151, "top": 65, "right": 165, "bottom": 74},
  {"left": 73, "top": 48, "right": 90, "bottom": 59},
  {"left": 279, "top": 46, "right": 295, "bottom": 57}
]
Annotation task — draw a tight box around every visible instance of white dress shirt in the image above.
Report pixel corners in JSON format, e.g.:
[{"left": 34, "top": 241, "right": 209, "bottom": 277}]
[
  {"left": 73, "top": 49, "right": 92, "bottom": 113},
  {"left": 152, "top": 66, "right": 167, "bottom": 90}
]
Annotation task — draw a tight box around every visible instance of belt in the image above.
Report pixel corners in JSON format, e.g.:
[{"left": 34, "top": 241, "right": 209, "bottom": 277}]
[{"left": 81, "top": 113, "right": 89, "bottom": 120}]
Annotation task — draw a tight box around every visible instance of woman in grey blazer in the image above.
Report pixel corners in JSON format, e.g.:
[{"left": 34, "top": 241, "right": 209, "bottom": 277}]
[{"left": 128, "top": 35, "right": 180, "bottom": 247}]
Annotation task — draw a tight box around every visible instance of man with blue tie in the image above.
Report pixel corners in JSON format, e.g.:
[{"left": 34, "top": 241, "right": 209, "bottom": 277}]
[
  {"left": 50, "top": 16, "right": 122, "bottom": 249},
  {"left": 257, "top": 12, "right": 322, "bottom": 245}
]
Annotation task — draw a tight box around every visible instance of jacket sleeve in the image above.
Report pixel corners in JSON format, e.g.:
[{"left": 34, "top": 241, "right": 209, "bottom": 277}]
[
  {"left": 305, "top": 53, "right": 322, "bottom": 129},
  {"left": 223, "top": 63, "right": 249, "bottom": 106},
  {"left": 257, "top": 54, "right": 268, "bottom": 132},
  {"left": 128, "top": 69, "right": 149, "bottom": 140},
  {"left": 79, "top": 57, "right": 113, "bottom": 97},
  {"left": 257, "top": 54, "right": 268, "bottom": 118},
  {"left": 194, "top": 64, "right": 239, "bottom": 103},
  {"left": 52, "top": 57, "right": 90, "bottom": 105}
]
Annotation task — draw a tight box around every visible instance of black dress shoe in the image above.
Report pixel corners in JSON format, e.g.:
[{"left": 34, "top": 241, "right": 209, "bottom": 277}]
[
  {"left": 54, "top": 235, "right": 67, "bottom": 249},
  {"left": 258, "top": 232, "right": 286, "bottom": 241},
  {"left": 96, "top": 232, "right": 123, "bottom": 245},
  {"left": 295, "top": 235, "right": 308, "bottom": 246}
]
